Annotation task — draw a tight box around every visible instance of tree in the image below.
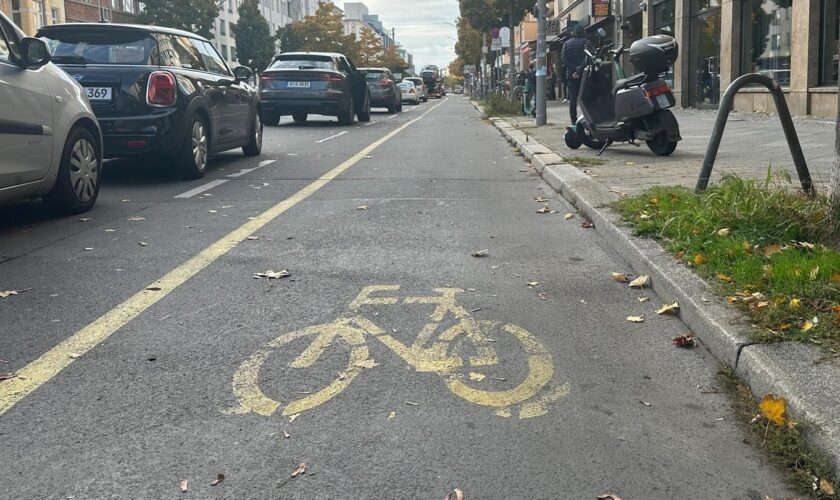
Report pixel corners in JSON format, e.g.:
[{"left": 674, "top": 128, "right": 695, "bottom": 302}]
[
  {"left": 379, "top": 45, "right": 409, "bottom": 74},
  {"left": 233, "top": 0, "right": 275, "bottom": 72},
  {"left": 455, "top": 17, "right": 481, "bottom": 68},
  {"left": 138, "top": 0, "right": 218, "bottom": 39},
  {"left": 278, "top": 3, "right": 361, "bottom": 61},
  {"left": 358, "top": 26, "right": 384, "bottom": 67}
]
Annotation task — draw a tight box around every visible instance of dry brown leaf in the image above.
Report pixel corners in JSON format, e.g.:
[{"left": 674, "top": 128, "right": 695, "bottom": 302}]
[
  {"left": 656, "top": 302, "right": 679, "bottom": 315},
  {"left": 564, "top": 213, "right": 575, "bottom": 220},
  {"left": 580, "top": 221, "right": 594, "bottom": 228},
  {"left": 0, "top": 290, "right": 18, "bottom": 299},
  {"left": 759, "top": 394, "right": 787, "bottom": 427},
  {"left": 797, "top": 241, "right": 816, "bottom": 251},
  {"left": 253, "top": 270, "right": 290, "bottom": 280},
  {"left": 693, "top": 254, "right": 707, "bottom": 265},
  {"left": 537, "top": 292, "right": 548, "bottom": 300},
  {"left": 179, "top": 479, "right": 189, "bottom": 493},
  {"left": 526, "top": 281, "right": 540, "bottom": 287},
  {"left": 444, "top": 488, "right": 465, "bottom": 500},
  {"left": 596, "top": 494, "right": 623, "bottom": 500},
  {"left": 638, "top": 296, "right": 649, "bottom": 303},
  {"left": 819, "top": 478, "right": 835, "bottom": 496},
  {"left": 672, "top": 334, "right": 696, "bottom": 348},
  {"left": 717, "top": 273, "right": 733, "bottom": 283},
  {"left": 611, "top": 272, "right": 630, "bottom": 283},
  {"left": 628, "top": 275, "right": 649, "bottom": 289},
  {"left": 210, "top": 473, "right": 225, "bottom": 486},
  {"left": 354, "top": 359, "right": 379, "bottom": 369},
  {"left": 471, "top": 249, "right": 489, "bottom": 257},
  {"left": 536, "top": 206, "right": 551, "bottom": 214},
  {"left": 291, "top": 463, "right": 307, "bottom": 478},
  {"left": 0, "top": 372, "right": 17, "bottom": 381},
  {"left": 763, "top": 244, "right": 784, "bottom": 257},
  {"left": 626, "top": 315, "right": 645, "bottom": 323}
]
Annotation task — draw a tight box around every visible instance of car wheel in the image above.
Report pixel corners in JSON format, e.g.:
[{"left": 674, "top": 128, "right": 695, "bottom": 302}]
[
  {"left": 243, "top": 111, "right": 262, "bottom": 157},
  {"left": 357, "top": 91, "right": 371, "bottom": 122},
  {"left": 43, "top": 127, "right": 101, "bottom": 214},
  {"left": 338, "top": 97, "right": 354, "bottom": 125},
  {"left": 396, "top": 98, "right": 403, "bottom": 112},
  {"left": 178, "top": 115, "right": 209, "bottom": 179},
  {"left": 292, "top": 113, "right": 307, "bottom": 123},
  {"left": 264, "top": 112, "right": 281, "bottom": 126},
  {"left": 386, "top": 100, "right": 396, "bottom": 114}
]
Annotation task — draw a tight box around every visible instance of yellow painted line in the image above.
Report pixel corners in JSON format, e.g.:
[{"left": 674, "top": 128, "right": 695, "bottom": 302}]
[{"left": 0, "top": 100, "right": 449, "bottom": 417}]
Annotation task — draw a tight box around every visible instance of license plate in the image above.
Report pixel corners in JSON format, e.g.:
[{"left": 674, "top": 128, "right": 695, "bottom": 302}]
[
  {"left": 656, "top": 94, "right": 670, "bottom": 108},
  {"left": 85, "top": 87, "right": 112, "bottom": 101},
  {"left": 287, "top": 81, "right": 311, "bottom": 89}
]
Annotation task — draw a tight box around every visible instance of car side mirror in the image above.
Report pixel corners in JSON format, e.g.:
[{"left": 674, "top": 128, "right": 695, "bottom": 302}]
[
  {"left": 233, "top": 65, "right": 252, "bottom": 81},
  {"left": 20, "top": 37, "right": 50, "bottom": 69}
]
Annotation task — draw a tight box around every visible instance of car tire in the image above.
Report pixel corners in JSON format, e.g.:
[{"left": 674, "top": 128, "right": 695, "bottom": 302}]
[
  {"left": 43, "top": 126, "right": 101, "bottom": 214},
  {"left": 243, "top": 111, "right": 263, "bottom": 157},
  {"left": 386, "top": 100, "right": 396, "bottom": 114},
  {"left": 396, "top": 98, "right": 402, "bottom": 112},
  {"left": 292, "top": 113, "right": 307, "bottom": 123},
  {"left": 178, "top": 114, "right": 209, "bottom": 179},
  {"left": 357, "top": 91, "right": 371, "bottom": 122},
  {"left": 338, "top": 97, "right": 354, "bottom": 125},
  {"left": 264, "top": 112, "right": 281, "bottom": 126}
]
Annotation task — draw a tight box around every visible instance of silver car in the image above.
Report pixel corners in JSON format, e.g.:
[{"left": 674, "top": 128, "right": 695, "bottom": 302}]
[
  {"left": 0, "top": 12, "right": 102, "bottom": 213},
  {"left": 403, "top": 77, "right": 428, "bottom": 102}
]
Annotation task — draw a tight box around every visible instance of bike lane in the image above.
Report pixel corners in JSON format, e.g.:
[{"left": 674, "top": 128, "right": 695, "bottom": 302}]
[{"left": 0, "top": 98, "right": 792, "bottom": 498}]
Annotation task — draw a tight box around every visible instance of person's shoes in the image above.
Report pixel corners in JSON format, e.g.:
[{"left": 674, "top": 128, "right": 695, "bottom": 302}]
[{"left": 562, "top": 98, "right": 569, "bottom": 103}]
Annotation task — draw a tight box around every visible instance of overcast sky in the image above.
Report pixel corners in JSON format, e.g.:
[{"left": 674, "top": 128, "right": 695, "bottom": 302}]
[{"left": 338, "top": 1, "right": 459, "bottom": 70}]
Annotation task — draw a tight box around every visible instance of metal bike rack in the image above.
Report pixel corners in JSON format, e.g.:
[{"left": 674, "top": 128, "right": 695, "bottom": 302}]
[{"left": 695, "top": 73, "right": 815, "bottom": 196}]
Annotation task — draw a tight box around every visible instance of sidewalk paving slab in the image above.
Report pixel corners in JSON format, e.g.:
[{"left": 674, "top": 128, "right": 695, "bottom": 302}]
[{"left": 472, "top": 98, "right": 840, "bottom": 475}]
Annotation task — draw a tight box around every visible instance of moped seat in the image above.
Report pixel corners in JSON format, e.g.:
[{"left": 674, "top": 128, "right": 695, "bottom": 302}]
[{"left": 612, "top": 73, "right": 647, "bottom": 95}]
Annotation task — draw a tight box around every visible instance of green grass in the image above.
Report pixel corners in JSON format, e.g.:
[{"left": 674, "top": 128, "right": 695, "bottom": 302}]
[
  {"left": 480, "top": 93, "right": 522, "bottom": 117},
  {"left": 563, "top": 156, "right": 609, "bottom": 168},
  {"left": 613, "top": 173, "right": 840, "bottom": 351},
  {"left": 718, "top": 367, "right": 837, "bottom": 498}
]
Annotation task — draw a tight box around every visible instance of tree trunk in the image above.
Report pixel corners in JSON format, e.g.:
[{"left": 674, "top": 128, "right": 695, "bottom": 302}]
[
  {"left": 509, "top": 0, "right": 516, "bottom": 96},
  {"left": 831, "top": 17, "right": 840, "bottom": 226}
]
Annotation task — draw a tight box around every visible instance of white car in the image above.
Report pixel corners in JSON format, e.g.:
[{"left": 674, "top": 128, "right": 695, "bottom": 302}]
[
  {"left": 403, "top": 77, "right": 428, "bottom": 102},
  {"left": 0, "top": 12, "right": 102, "bottom": 213},
  {"left": 399, "top": 81, "right": 420, "bottom": 105}
]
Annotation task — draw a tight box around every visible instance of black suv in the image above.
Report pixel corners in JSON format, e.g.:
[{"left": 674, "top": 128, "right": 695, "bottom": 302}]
[
  {"left": 259, "top": 52, "right": 370, "bottom": 126},
  {"left": 37, "top": 23, "right": 262, "bottom": 179}
]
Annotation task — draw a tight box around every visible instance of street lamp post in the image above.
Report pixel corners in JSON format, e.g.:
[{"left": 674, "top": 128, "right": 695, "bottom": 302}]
[{"left": 536, "top": 0, "right": 547, "bottom": 126}]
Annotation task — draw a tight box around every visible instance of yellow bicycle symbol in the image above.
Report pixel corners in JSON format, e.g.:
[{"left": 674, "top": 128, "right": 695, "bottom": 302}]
[{"left": 231, "top": 285, "right": 568, "bottom": 419}]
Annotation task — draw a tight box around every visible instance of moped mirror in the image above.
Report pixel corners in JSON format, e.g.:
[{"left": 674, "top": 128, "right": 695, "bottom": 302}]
[{"left": 597, "top": 28, "right": 607, "bottom": 38}]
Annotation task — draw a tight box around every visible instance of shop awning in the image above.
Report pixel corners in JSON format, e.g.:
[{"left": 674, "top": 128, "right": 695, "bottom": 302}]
[{"left": 585, "top": 15, "right": 615, "bottom": 33}]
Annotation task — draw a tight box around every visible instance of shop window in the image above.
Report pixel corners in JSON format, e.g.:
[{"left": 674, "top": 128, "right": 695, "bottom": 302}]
[
  {"left": 691, "top": 0, "right": 720, "bottom": 13},
  {"left": 819, "top": 0, "right": 840, "bottom": 86},
  {"left": 11, "top": 0, "right": 21, "bottom": 27},
  {"left": 653, "top": 0, "right": 675, "bottom": 36},
  {"left": 740, "top": 0, "right": 792, "bottom": 86}
]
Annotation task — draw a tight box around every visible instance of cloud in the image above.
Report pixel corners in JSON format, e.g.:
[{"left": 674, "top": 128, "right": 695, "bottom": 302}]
[{"left": 338, "top": 0, "right": 459, "bottom": 69}]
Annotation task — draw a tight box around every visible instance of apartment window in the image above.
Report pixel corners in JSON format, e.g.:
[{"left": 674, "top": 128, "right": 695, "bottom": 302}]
[
  {"left": 124, "top": 0, "right": 135, "bottom": 14},
  {"left": 220, "top": 20, "right": 226, "bottom": 36},
  {"left": 230, "top": 23, "right": 236, "bottom": 36},
  {"left": 221, "top": 44, "right": 228, "bottom": 60},
  {"left": 32, "top": 0, "right": 45, "bottom": 28},
  {"left": 51, "top": 7, "right": 60, "bottom": 24},
  {"left": 100, "top": 8, "right": 111, "bottom": 21},
  {"left": 819, "top": 0, "right": 840, "bottom": 85},
  {"left": 230, "top": 46, "right": 237, "bottom": 62},
  {"left": 228, "top": 0, "right": 233, "bottom": 12},
  {"left": 740, "top": 0, "right": 792, "bottom": 85}
]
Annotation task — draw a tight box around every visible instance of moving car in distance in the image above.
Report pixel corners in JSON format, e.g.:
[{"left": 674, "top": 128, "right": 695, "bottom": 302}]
[
  {"left": 259, "top": 52, "right": 371, "bottom": 126},
  {"left": 402, "top": 76, "right": 427, "bottom": 102},
  {"left": 1, "top": 12, "right": 103, "bottom": 213},
  {"left": 359, "top": 67, "right": 401, "bottom": 113},
  {"left": 398, "top": 80, "right": 420, "bottom": 105},
  {"left": 37, "top": 23, "right": 262, "bottom": 180}
]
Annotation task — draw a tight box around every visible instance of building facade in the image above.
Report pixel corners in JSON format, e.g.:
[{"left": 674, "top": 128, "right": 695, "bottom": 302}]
[
  {"left": 549, "top": 0, "right": 839, "bottom": 117},
  {"left": 64, "top": 0, "right": 140, "bottom": 24},
  {"left": 1, "top": 0, "right": 65, "bottom": 34}
]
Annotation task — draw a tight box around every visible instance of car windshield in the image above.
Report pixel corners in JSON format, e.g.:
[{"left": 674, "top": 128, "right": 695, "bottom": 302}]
[
  {"left": 269, "top": 56, "right": 333, "bottom": 70},
  {"left": 363, "top": 71, "right": 386, "bottom": 81},
  {"left": 399, "top": 82, "right": 414, "bottom": 88},
  {"left": 40, "top": 29, "right": 158, "bottom": 65}
]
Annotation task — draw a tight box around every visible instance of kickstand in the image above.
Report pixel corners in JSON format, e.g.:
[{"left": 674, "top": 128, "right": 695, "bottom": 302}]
[{"left": 596, "top": 139, "right": 613, "bottom": 156}]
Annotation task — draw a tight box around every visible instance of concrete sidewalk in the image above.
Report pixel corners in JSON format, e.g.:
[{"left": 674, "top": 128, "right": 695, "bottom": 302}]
[{"left": 506, "top": 100, "right": 835, "bottom": 195}]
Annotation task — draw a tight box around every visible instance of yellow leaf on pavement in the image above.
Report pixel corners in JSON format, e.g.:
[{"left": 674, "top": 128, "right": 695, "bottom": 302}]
[
  {"left": 789, "top": 298, "right": 801, "bottom": 309},
  {"left": 758, "top": 394, "right": 787, "bottom": 426},
  {"left": 628, "top": 275, "right": 649, "bottom": 289},
  {"left": 468, "top": 372, "right": 486, "bottom": 381},
  {"left": 387, "top": 411, "right": 396, "bottom": 420},
  {"left": 354, "top": 359, "right": 379, "bottom": 369},
  {"left": 564, "top": 213, "right": 575, "bottom": 220},
  {"left": 802, "top": 320, "right": 814, "bottom": 332},
  {"left": 656, "top": 302, "right": 680, "bottom": 315},
  {"left": 626, "top": 315, "right": 645, "bottom": 323},
  {"left": 611, "top": 272, "right": 630, "bottom": 283},
  {"left": 291, "top": 463, "right": 307, "bottom": 478}
]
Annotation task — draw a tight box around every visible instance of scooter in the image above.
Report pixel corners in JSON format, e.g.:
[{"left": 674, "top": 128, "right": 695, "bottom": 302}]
[{"left": 564, "top": 29, "right": 682, "bottom": 156}]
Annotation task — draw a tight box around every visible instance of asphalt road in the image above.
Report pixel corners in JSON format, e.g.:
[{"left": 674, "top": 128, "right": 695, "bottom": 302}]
[{"left": 0, "top": 98, "right": 793, "bottom": 499}]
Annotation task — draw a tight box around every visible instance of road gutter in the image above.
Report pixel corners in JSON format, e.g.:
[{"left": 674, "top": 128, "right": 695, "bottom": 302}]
[{"left": 473, "top": 101, "right": 840, "bottom": 475}]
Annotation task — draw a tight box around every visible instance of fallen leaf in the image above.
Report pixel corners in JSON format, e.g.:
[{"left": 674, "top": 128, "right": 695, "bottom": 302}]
[
  {"left": 672, "top": 334, "right": 696, "bottom": 348},
  {"left": 526, "top": 281, "right": 540, "bottom": 287},
  {"left": 354, "top": 359, "right": 379, "bottom": 369},
  {"left": 405, "top": 401, "right": 420, "bottom": 406},
  {"left": 283, "top": 429, "right": 291, "bottom": 438},
  {"left": 468, "top": 372, "right": 486, "bottom": 381},
  {"left": 656, "top": 302, "right": 680, "bottom": 315},
  {"left": 789, "top": 298, "right": 801, "bottom": 309},
  {"left": 537, "top": 292, "right": 548, "bottom": 300},
  {"left": 717, "top": 273, "right": 733, "bottom": 283},
  {"left": 356, "top": 205, "right": 369, "bottom": 210},
  {"left": 536, "top": 206, "right": 551, "bottom": 214},
  {"left": 0, "top": 291, "right": 18, "bottom": 299},
  {"left": 758, "top": 394, "right": 787, "bottom": 426},
  {"left": 802, "top": 320, "right": 814, "bottom": 332},
  {"left": 208, "top": 209, "right": 218, "bottom": 213},
  {"left": 564, "top": 213, "right": 575, "bottom": 220},
  {"left": 626, "top": 315, "right": 645, "bottom": 323},
  {"left": 819, "top": 478, "right": 835, "bottom": 496},
  {"left": 210, "top": 473, "right": 225, "bottom": 486},
  {"left": 639, "top": 400, "right": 651, "bottom": 406},
  {"left": 291, "top": 463, "right": 307, "bottom": 478},
  {"left": 247, "top": 236, "right": 259, "bottom": 241},
  {"left": 580, "top": 221, "right": 594, "bottom": 228},
  {"left": 68, "top": 353, "right": 81, "bottom": 359},
  {"left": 611, "top": 272, "right": 630, "bottom": 283},
  {"left": 253, "top": 270, "right": 291, "bottom": 280},
  {"left": 810, "top": 266, "right": 820, "bottom": 281},
  {"left": 716, "top": 228, "right": 731, "bottom": 237},
  {"left": 832, "top": 305, "right": 840, "bottom": 325},
  {"left": 146, "top": 287, "right": 162, "bottom": 291},
  {"left": 626, "top": 161, "right": 635, "bottom": 166},
  {"left": 139, "top": 242, "right": 147, "bottom": 247},
  {"left": 637, "top": 296, "right": 649, "bottom": 303},
  {"left": 179, "top": 479, "right": 189, "bottom": 493},
  {"left": 597, "top": 494, "right": 623, "bottom": 500},
  {"left": 831, "top": 272, "right": 840, "bottom": 283},
  {"left": 797, "top": 241, "right": 816, "bottom": 251},
  {"left": 471, "top": 249, "right": 489, "bottom": 258},
  {"left": 693, "top": 254, "right": 707, "bottom": 265},
  {"left": 0, "top": 372, "right": 17, "bottom": 381},
  {"left": 628, "top": 275, "right": 649, "bottom": 289},
  {"left": 288, "top": 413, "right": 300, "bottom": 423},
  {"left": 534, "top": 196, "right": 548, "bottom": 203},
  {"left": 444, "top": 488, "right": 465, "bottom": 500},
  {"left": 387, "top": 411, "right": 396, "bottom": 420},
  {"left": 127, "top": 216, "right": 145, "bottom": 221},
  {"left": 84, "top": 247, "right": 94, "bottom": 251},
  {"left": 763, "top": 244, "right": 784, "bottom": 257}
]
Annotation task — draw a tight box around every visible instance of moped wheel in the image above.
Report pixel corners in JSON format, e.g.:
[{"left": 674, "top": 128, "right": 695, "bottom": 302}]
[
  {"left": 646, "top": 131, "right": 678, "bottom": 156},
  {"left": 564, "top": 129, "right": 582, "bottom": 149},
  {"left": 231, "top": 318, "right": 371, "bottom": 417}
]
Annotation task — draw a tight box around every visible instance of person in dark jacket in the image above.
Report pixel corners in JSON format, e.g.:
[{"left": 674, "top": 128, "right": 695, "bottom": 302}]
[
  {"left": 561, "top": 24, "right": 591, "bottom": 124},
  {"left": 525, "top": 63, "right": 537, "bottom": 108}
]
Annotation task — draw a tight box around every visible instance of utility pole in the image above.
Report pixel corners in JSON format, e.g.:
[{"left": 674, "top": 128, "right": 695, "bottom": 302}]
[
  {"left": 535, "top": 0, "right": 547, "bottom": 125},
  {"left": 481, "top": 32, "right": 487, "bottom": 95}
]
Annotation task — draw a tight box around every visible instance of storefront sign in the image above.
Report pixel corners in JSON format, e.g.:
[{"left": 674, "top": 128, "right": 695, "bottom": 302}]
[
  {"left": 499, "top": 27, "right": 511, "bottom": 47},
  {"left": 491, "top": 37, "right": 502, "bottom": 52},
  {"left": 547, "top": 19, "right": 561, "bottom": 37},
  {"left": 592, "top": 0, "right": 611, "bottom": 17}
]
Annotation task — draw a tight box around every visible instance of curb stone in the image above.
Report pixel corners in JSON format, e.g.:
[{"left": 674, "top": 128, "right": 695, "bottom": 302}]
[{"left": 473, "top": 101, "right": 840, "bottom": 474}]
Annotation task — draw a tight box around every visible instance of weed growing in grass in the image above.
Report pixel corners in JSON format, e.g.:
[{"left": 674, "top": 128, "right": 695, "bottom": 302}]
[
  {"left": 480, "top": 93, "right": 522, "bottom": 117},
  {"left": 614, "top": 174, "right": 840, "bottom": 351},
  {"left": 564, "top": 156, "right": 609, "bottom": 168}
]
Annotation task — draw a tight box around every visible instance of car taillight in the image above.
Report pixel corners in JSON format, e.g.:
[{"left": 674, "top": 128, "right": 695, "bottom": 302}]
[
  {"left": 643, "top": 82, "right": 671, "bottom": 98},
  {"left": 378, "top": 79, "right": 391, "bottom": 88},
  {"left": 409, "top": 88, "right": 416, "bottom": 94},
  {"left": 319, "top": 74, "right": 344, "bottom": 82},
  {"left": 147, "top": 71, "right": 176, "bottom": 107}
]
